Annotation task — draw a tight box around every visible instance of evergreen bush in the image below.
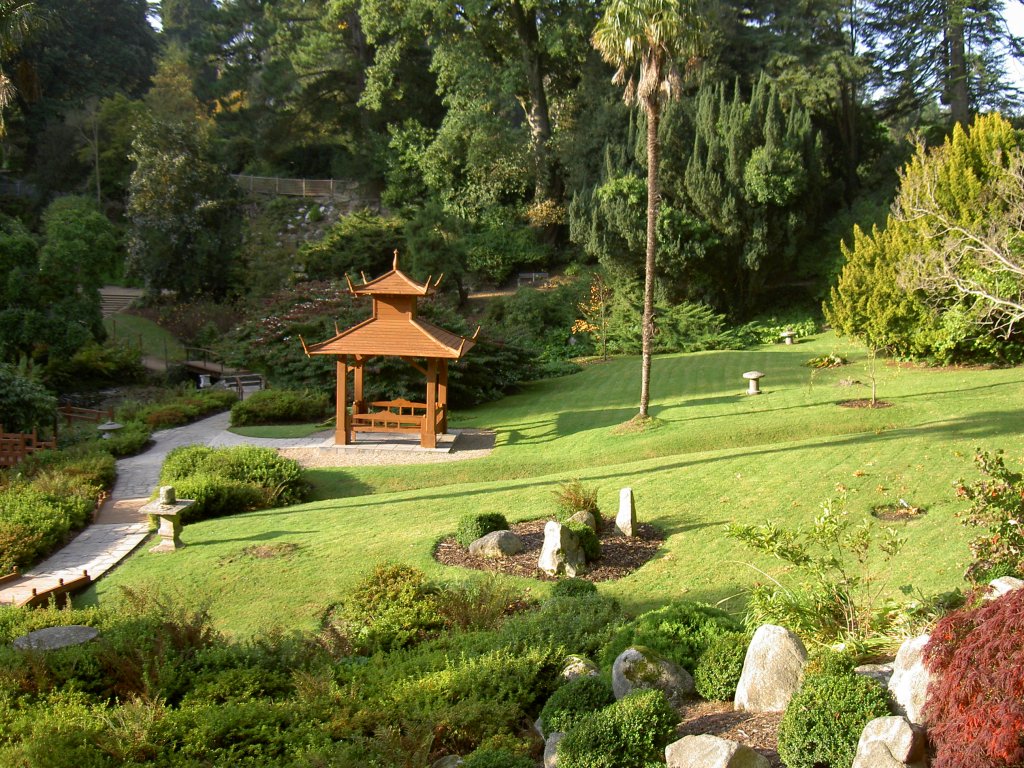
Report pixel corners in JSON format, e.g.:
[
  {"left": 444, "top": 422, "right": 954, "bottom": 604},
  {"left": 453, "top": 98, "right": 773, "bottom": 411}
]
[
  {"left": 602, "top": 600, "right": 743, "bottom": 672},
  {"left": 556, "top": 689, "right": 678, "bottom": 768},
  {"left": 693, "top": 631, "right": 749, "bottom": 701},
  {"left": 455, "top": 512, "right": 510, "bottom": 548},
  {"left": 539, "top": 675, "right": 614, "bottom": 736},
  {"left": 566, "top": 521, "right": 601, "bottom": 562},
  {"left": 461, "top": 748, "right": 534, "bottom": 768},
  {"left": 776, "top": 669, "right": 890, "bottom": 768},
  {"left": 550, "top": 578, "right": 597, "bottom": 598},
  {"left": 229, "top": 389, "right": 330, "bottom": 426}
]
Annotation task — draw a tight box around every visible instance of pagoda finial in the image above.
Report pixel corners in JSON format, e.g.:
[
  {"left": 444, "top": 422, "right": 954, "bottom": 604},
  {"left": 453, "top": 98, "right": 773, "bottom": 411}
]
[{"left": 393, "top": 249, "right": 399, "bottom": 270}]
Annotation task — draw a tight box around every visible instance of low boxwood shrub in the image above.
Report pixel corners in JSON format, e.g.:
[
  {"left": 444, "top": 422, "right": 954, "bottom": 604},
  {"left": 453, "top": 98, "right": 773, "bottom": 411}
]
[
  {"left": 461, "top": 747, "right": 534, "bottom": 768},
  {"left": 170, "top": 474, "right": 265, "bottom": 522},
  {"left": 566, "top": 521, "right": 601, "bottom": 562},
  {"left": 230, "top": 389, "right": 330, "bottom": 426},
  {"left": 602, "top": 600, "right": 743, "bottom": 672},
  {"left": 100, "top": 420, "right": 152, "bottom": 457},
  {"left": 128, "top": 389, "right": 237, "bottom": 431},
  {"left": 776, "top": 668, "right": 890, "bottom": 768},
  {"left": 455, "top": 512, "right": 510, "bottom": 548},
  {"left": 924, "top": 588, "right": 1024, "bottom": 768},
  {"left": 693, "top": 631, "right": 749, "bottom": 701},
  {"left": 0, "top": 486, "right": 75, "bottom": 572},
  {"left": 556, "top": 688, "right": 678, "bottom": 768},
  {"left": 159, "top": 445, "right": 309, "bottom": 521},
  {"left": 539, "top": 674, "right": 614, "bottom": 736},
  {"left": 550, "top": 578, "right": 597, "bottom": 598}
]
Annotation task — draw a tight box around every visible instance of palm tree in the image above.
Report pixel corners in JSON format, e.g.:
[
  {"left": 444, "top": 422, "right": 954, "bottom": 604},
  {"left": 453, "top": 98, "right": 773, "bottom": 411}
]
[
  {"left": 0, "top": 0, "right": 41, "bottom": 138},
  {"left": 592, "top": 0, "right": 705, "bottom": 419}
]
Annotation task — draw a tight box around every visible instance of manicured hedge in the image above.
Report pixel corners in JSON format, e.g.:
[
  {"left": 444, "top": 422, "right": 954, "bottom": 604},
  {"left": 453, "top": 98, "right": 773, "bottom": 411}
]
[{"left": 229, "top": 389, "right": 330, "bottom": 426}]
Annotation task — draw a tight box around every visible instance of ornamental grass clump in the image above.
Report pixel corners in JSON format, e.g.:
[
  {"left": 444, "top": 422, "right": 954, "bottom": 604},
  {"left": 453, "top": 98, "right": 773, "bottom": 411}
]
[
  {"left": 923, "top": 588, "right": 1024, "bottom": 768},
  {"left": 554, "top": 479, "right": 601, "bottom": 527}
]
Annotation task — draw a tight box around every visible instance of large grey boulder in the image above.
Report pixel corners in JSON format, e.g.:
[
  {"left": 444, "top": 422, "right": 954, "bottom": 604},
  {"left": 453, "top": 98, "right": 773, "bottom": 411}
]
[
  {"left": 538, "top": 521, "right": 585, "bottom": 577},
  {"left": 734, "top": 624, "right": 807, "bottom": 713},
  {"left": 468, "top": 530, "right": 524, "bottom": 558},
  {"left": 612, "top": 646, "right": 695, "bottom": 706},
  {"left": 561, "top": 654, "right": 599, "bottom": 681},
  {"left": 544, "top": 732, "right": 564, "bottom": 768},
  {"left": 616, "top": 487, "right": 636, "bottom": 537},
  {"left": 887, "top": 635, "right": 931, "bottom": 725},
  {"left": 665, "top": 735, "right": 770, "bottom": 768},
  {"left": 851, "top": 716, "right": 928, "bottom": 768},
  {"left": 987, "top": 575, "right": 1024, "bottom": 599}
]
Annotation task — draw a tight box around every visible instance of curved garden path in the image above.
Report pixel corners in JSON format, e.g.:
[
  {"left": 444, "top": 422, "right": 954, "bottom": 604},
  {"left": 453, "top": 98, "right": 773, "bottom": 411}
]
[{"left": 0, "top": 414, "right": 493, "bottom": 606}]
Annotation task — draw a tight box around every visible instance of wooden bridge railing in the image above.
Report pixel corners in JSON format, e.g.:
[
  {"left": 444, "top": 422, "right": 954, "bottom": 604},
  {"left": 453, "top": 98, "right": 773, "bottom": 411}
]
[
  {"left": 57, "top": 406, "right": 113, "bottom": 427},
  {"left": 0, "top": 428, "right": 57, "bottom": 467},
  {"left": 231, "top": 174, "right": 379, "bottom": 204}
]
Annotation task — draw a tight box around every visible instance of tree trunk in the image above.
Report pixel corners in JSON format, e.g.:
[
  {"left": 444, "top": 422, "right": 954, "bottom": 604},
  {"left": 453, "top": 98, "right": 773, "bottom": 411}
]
[
  {"left": 945, "top": 1, "right": 970, "bottom": 126},
  {"left": 640, "top": 98, "right": 660, "bottom": 419},
  {"left": 510, "top": 1, "right": 558, "bottom": 201}
]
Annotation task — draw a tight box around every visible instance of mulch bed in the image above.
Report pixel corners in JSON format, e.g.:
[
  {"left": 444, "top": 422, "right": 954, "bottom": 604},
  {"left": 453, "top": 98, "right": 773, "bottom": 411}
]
[
  {"left": 433, "top": 518, "right": 664, "bottom": 582},
  {"left": 675, "top": 701, "right": 783, "bottom": 767},
  {"left": 837, "top": 398, "right": 893, "bottom": 408}
]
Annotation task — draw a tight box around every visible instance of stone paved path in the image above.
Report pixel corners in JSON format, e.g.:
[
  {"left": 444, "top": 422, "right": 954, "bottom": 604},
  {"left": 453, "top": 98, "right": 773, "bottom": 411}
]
[{"left": 0, "top": 412, "right": 486, "bottom": 607}]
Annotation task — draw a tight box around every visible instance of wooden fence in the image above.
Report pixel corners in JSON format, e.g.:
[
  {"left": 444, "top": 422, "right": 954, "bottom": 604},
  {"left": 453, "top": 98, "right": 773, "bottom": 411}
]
[
  {"left": 231, "top": 174, "right": 377, "bottom": 202},
  {"left": 0, "top": 428, "right": 57, "bottom": 467}
]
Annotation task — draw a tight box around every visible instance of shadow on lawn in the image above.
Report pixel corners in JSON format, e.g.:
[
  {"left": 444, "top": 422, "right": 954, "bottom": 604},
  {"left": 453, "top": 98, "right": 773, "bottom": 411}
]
[
  {"left": 188, "top": 529, "right": 315, "bottom": 547},
  {"left": 313, "top": 406, "right": 1024, "bottom": 508}
]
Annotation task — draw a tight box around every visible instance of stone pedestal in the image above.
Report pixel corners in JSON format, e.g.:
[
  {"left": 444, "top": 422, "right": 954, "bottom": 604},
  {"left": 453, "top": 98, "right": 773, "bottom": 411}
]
[{"left": 139, "top": 486, "right": 195, "bottom": 553}]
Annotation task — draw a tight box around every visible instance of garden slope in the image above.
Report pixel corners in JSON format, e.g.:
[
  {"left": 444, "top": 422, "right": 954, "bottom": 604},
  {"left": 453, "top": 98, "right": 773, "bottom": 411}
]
[{"left": 87, "top": 333, "right": 1024, "bottom": 635}]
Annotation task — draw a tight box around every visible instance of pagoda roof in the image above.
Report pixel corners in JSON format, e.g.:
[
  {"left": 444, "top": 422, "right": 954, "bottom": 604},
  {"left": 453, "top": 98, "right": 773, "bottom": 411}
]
[
  {"left": 347, "top": 252, "right": 442, "bottom": 296},
  {"left": 304, "top": 315, "right": 477, "bottom": 359}
]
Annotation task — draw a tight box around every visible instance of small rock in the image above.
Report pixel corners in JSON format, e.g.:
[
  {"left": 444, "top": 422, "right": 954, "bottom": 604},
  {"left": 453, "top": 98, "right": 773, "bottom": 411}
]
[
  {"left": 468, "top": 530, "right": 524, "bottom": 558},
  {"left": 538, "top": 521, "right": 585, "bottom": 577},
  {"left": 430, "top": 756, "right": 463, "bottom": 768},
  {"left": 534, "top": 716, "right": 545, "bottom": 738},
  {"left": 567, "top": 509, "right": 598, "bottom": 532},
  {"left": 561, "top": 654, "right": 599, "bottom": 681},
  {"left": 734, "top": 624, "right": 806, "bottom": 713},
  {"left": 887, "top": 635, "right": 931, "bottom": 725},
  {"left": 852, "top": 716, "right": 927, "bottom": 768},
  {"left": 616, "top": 487, "right": 636, "bottom": 537},
  {"left": 544, "top": 732, "right": 564, "bottom": 768},
  {"left": 855, "top": 663, "right": 894, "bottom": 688},
  {"left": 612, "top": 646, "right": 694, "bottom": 706},
  {"left": 665, "top": 734, "right": 770, "bottom": 768},
  {"left": 987, "top": 576, "right": 1024, "bottom": 599}
]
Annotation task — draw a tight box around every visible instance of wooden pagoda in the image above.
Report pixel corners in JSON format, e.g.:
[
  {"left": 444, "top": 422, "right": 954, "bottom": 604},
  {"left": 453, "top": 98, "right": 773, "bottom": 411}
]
[{"left": 301, "top": 254, "right": 478, "bottom": 448}]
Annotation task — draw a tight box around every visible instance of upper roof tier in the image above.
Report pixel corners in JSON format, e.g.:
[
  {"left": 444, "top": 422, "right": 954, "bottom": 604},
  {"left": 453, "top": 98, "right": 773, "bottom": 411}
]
[{"left": 347, "top": 251, "right": 442, "bottom": 296}]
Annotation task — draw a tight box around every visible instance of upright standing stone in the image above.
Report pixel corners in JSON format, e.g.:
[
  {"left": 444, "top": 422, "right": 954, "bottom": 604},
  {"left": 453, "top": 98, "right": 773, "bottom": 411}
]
[
  {"left": 734, "top": 624, "right": 807, "bottom": 712},
  {"left": 888, "top": 635, "right": 931, "bottom": 725},
  {"left": 538, "top": 521, "right": 585, "bottom": 577},
  {"left": 616, "top": 487, "right": 636, "bottom": 537}
]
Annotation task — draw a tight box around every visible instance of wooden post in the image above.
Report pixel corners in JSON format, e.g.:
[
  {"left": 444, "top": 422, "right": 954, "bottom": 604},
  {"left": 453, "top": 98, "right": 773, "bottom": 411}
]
[
  {"left": 335, "top": 356, "right": 350, "bottom": 445},
  {"left": 439, "top": 359, "right": 448, "bottom": 433},
  {"left": 422, "top": 358, "right": 438, "bottom": 448},
  {"left": 353, "top": 357, "right": 365, "bottom": 414}
]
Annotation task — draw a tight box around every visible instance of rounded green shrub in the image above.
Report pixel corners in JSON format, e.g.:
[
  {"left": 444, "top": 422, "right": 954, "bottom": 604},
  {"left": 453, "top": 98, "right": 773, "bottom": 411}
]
[
  {"left": 556, "top": 688, "right": 678, "bottom": 768},
  {"left": 455, "top": 512, "right": 510, "bottom": 548},
  {"left": 171, "top": 473, "right": 265, "bottom": 522},
  {"left": 693, "top": 631, "right": 748, "bottom": 701},
  {"left": 100, "top": 420, "right": 152, "bottom": 457},
  {"left": 777, "top": 670, "right": 891, "bottom": 768},
  {"left": 551, "top": 578, "right": 597, "bottom": 598},
  {"left": 566, "top": 521, "right": 601, "bottom": 562},
  {"left": 229, "top": 389, "right": 330, "bottom": 426},
  {"left": 461, "top": 747, "right": 534, "bottom": 768},
  {"left": 602, "top": 600, "right": 743, "bottom": 672},
  {"left": 539, "top": 675, "right": 614, "bottom": 736}
]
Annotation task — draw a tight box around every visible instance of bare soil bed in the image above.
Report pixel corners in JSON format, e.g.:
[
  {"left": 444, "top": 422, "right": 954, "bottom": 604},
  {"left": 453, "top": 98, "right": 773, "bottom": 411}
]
[{"left": 434, "top": 518, "right": 664, "bottom": 582}]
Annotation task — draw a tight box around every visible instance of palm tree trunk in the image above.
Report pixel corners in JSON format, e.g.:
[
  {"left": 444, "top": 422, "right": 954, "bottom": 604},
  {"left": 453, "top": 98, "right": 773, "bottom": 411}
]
[{"left": 640, "top": 99, "right": 659, "bottom": 418}]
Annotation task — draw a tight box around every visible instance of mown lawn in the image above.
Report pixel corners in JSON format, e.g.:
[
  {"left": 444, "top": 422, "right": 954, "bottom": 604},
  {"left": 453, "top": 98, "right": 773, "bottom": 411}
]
[
  {"left": 85, "top": 332, "right": 1024, "bottom": 636},
  {"left": 103, "top": 313, "right": 186, "bottom": 362}
]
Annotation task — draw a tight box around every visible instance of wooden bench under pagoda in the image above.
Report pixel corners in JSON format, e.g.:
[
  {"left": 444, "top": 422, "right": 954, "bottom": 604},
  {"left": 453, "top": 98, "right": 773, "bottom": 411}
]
[{"left": 301, "top": 254, "right": 478, "bottom": 448}]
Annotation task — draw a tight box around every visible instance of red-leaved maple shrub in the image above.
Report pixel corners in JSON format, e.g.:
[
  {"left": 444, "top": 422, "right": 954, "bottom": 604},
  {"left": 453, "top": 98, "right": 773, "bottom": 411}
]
[{"left": 924, "top": 587, "right": 1024, "bottom": 768}]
